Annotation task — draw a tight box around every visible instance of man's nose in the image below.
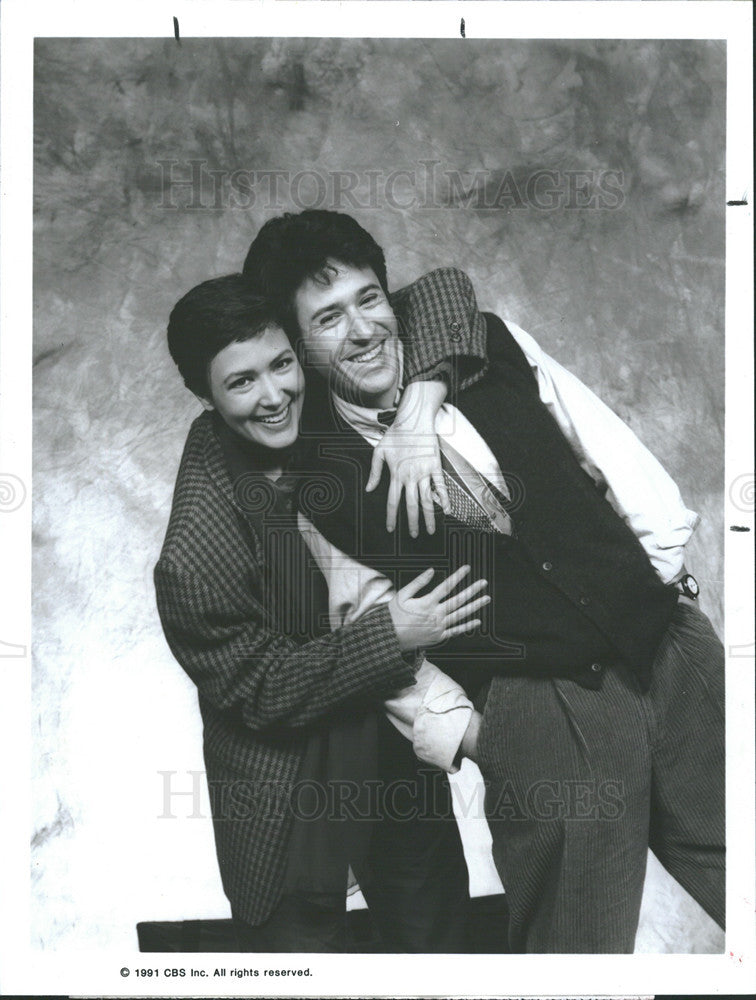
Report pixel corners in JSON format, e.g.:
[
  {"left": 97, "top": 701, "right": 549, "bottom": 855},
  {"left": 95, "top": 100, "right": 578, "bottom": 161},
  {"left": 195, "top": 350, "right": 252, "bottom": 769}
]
[{"left": 347, "top": 309, "right": 373, "bottom": 342}]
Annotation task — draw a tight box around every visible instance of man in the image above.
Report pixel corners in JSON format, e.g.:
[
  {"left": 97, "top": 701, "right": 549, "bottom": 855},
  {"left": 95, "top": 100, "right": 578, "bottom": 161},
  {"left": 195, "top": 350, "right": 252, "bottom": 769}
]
[
  {"left": 154, "top": 270, "right": 491, "bottom": 952},
  {"left": 243, "top": 208, "right": 726, "bottom": 953}
]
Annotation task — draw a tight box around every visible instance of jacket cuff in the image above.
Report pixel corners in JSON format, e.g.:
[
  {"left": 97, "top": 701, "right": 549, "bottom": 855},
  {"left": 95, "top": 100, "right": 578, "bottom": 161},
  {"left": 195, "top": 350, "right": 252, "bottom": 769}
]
[
  {"left": 356, "top": 605, "right": 417, "bottom": 692},
  {"left": 391, "top": 267, "right": 489, "bottom": 394}
]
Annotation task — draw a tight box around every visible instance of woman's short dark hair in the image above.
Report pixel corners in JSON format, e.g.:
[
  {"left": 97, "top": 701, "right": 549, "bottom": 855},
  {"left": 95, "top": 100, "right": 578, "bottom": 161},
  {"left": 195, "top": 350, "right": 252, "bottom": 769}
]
[
  {"left": 242, "top": 210, "right": 388, "bottom": 340},
  {"left": 167, "top": 274, "right": 280, "bottom": 397}
]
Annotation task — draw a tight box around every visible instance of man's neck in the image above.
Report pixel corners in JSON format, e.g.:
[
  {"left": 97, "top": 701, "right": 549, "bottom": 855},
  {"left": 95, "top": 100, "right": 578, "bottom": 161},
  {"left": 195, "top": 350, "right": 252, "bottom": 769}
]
[
  {"left": 330, "top": 392, "right": 396, "bottom": 448},
  {"left": 329, "top": 380, "right": 399, "bottom": 413}
]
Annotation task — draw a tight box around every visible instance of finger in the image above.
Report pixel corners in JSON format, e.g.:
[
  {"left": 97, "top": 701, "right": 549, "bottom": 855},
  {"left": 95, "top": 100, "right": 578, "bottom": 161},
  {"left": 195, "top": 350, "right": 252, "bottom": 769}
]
[
  {"left": 386, "top": 478, "right": 401, "bottom": 533},
  {"left": 398, "top": 567, "right": 435, "bottom": 598},
  {"left": 429, "top": 564, "right": 471, "bottom": 600},
  {"left": 442, "top": 619, "right": 481, "bottom": 639},
  {"left": 440, "top": 578, "right": 488, "bottom": 613},
  {"left": 444, "top": 594, "right": 490, "bottom": 627},
  {"left": 405, "top": 484, "right": 420, "bottom": 539},
  {"left": 419, "top": 478, "right": 436, "bottom": 535},
  {"left": 366, "top": 446, "right": 385, "bottom": 493},
  {"left": 431, "top": 470, "right": 451, "bottom": 515}
]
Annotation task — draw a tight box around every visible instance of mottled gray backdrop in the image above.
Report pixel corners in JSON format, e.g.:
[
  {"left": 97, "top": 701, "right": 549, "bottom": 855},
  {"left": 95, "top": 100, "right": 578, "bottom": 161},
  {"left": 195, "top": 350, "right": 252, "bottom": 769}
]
[{"left": 33, "top": 38, "right": 724, "bottom": 951}]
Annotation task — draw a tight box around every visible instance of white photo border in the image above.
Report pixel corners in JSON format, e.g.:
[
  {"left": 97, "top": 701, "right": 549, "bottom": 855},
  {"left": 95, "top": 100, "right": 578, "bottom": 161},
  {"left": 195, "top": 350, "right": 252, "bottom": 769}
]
[{"left": 1, "top": 1, "right": 753, "bottom": 996}]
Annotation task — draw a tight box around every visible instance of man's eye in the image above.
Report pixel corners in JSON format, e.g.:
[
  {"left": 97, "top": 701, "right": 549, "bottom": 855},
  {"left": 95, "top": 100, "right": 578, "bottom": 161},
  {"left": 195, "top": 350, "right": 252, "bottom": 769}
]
[
  {"left": 361, "top": 293, "right": 381, "bottom": 307},
  {"left": 316, "top": 313, "right": 339, "bottom": 329},
  {"left": 274, "top": 356, "right": 293, "bottom": 371}
]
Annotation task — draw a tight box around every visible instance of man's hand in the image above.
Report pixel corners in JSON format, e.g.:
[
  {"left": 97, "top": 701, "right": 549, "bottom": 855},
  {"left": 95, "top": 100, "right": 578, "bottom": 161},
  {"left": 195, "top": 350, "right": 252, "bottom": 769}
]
[
  {"left": 366, "top": 380, "right": 450, "bottom": 537},
  {"left": 388, "top": 565, "right": 489, "bottom": 652},
  {"left": 459, "top": 710, "right": 483, "bottom": 764}
]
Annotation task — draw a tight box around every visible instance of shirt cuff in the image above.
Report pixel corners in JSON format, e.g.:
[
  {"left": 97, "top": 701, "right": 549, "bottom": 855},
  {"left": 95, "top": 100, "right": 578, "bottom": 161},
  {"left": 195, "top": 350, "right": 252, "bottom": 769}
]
[
  {"left": 412, "top": 674, "right": 474, "bottom": 774},
  {"left": 406, "top": 360, "right": 452, "bottom": 390}
]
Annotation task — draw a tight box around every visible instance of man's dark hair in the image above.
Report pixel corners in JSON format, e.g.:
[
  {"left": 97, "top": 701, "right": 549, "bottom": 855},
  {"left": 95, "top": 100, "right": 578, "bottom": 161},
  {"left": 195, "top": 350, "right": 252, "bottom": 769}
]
[
  {"left": 167, "top": 274, "right": 281, "bottom": 397},
  {"left": 242, "top": 210, "right": 388, "bottom": 340}
]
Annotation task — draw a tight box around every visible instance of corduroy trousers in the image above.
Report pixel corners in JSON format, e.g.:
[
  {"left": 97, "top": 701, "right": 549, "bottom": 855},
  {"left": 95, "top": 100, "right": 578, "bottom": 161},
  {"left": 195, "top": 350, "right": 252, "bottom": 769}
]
[{"left": 478, "top": 599, "right": 725, "bottom": 953}]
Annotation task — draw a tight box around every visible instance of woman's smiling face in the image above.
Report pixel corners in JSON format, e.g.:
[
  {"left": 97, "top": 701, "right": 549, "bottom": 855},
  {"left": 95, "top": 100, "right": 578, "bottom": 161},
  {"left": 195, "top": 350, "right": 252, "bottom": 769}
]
[{"left": 200, "top": 325, "right": 305, "bottom": 450}]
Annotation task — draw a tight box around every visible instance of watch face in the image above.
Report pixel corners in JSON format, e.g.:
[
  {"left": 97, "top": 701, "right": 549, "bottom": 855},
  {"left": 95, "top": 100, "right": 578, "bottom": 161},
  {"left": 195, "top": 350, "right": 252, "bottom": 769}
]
[{"left": 685, "top": 574, "right": 700, "bottom": 596}]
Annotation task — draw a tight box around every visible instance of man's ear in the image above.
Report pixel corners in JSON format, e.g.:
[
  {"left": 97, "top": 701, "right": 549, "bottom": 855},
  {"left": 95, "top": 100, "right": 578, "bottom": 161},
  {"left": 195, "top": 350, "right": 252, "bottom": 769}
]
[{"left": 194, "top": 393, "right": 215, "bottom": 412}]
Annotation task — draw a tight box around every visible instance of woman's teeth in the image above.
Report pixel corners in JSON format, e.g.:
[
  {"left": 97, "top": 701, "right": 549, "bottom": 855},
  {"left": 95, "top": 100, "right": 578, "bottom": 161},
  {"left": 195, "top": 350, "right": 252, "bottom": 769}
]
[{"left": 258, "top": 405, "right": 289, "bottom": 425}]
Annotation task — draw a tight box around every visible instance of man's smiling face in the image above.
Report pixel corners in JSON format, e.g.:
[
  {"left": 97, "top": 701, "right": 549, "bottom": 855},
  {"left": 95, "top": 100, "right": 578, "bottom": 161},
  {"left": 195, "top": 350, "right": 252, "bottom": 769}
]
[{"left": 294, "top": 261, "right": 401, "bottom": 410}]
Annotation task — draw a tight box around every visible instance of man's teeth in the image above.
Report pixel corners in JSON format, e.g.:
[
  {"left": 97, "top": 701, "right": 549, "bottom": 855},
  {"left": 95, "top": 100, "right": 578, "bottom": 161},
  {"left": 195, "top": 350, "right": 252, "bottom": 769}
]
[
  {"left": 351, "top": 342, "right": 382, "bottom": 363},
  {"left": 259, "top": 405, "right": 289, "bottom": 425}
]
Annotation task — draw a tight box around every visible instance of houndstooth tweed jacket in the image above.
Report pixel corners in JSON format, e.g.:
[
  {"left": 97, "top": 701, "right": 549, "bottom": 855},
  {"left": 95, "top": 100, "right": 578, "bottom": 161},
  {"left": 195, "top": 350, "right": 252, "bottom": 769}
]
[{"left": 154, "top": 268, "right": 487, "bottom": 925}]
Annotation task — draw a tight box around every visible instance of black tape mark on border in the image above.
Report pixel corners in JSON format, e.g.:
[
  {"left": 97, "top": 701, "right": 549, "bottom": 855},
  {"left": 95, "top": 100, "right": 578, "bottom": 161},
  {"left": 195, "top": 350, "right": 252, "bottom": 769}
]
[
  {"left": 729, "top": 525, "right": 751, "bottom": 532},
  {"left": 173, "top": 16, "right": 181, "bottom": 45},
  {"left": 460, "top": 18, "right": 466, "bottom": 38}
]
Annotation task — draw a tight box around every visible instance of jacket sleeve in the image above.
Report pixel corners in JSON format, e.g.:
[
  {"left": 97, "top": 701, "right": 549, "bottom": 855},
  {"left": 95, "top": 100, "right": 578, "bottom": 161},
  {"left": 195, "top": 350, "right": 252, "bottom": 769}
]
[
  {"left": 390, "top": 267, "right": 489, "bottom": 393},
  {"left": 154, "top": 556, "right": 416, "bottom": 732}
]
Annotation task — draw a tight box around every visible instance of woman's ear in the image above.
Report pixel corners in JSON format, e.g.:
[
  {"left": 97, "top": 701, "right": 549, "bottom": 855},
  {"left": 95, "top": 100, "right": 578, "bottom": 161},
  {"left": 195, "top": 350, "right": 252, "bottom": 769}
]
[{"left": 194, "top": 394, "right": 214, "bottom": 412}]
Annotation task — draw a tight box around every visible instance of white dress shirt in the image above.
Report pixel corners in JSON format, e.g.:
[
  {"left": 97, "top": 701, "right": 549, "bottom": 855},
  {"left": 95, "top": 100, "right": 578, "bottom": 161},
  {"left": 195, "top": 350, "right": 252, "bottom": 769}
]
[
  {"left": 300, "top": 324, "right": 699, "bottom": 772},
  {"left": 298, "top": 515, "right": 475, "bottom": 772}
]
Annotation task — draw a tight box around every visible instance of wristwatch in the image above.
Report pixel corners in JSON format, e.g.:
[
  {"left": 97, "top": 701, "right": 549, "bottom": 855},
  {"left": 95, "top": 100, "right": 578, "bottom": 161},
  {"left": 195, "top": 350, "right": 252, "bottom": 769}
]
[{"left": 675, "top": 573, "right": 700, "bottom": 600}]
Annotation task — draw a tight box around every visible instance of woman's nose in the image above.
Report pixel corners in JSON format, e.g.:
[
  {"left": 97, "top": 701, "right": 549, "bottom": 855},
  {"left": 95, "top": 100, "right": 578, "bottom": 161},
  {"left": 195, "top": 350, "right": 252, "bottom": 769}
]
[{"left": 259, "top": 375, "right": 285, "bottom": 407}]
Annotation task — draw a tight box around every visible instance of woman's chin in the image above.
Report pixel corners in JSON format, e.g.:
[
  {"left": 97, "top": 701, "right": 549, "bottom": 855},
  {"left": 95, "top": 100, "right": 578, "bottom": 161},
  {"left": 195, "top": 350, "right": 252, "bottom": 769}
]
[{"left": 256, "top": 426, "right": 298, "bottom": 450}]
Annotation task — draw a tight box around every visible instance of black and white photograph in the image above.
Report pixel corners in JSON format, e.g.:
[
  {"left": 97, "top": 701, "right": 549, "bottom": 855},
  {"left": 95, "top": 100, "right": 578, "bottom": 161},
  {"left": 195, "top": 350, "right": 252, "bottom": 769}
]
[{"left": 0, "top": 1, "right": 753, "bottom": 996}]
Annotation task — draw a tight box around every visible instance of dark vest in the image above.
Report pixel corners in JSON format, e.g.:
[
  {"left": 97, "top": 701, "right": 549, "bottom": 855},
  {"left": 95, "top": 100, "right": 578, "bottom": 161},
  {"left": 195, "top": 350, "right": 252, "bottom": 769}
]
[{"left": 300, "top": 314, "right": 678, "bottom": 693}]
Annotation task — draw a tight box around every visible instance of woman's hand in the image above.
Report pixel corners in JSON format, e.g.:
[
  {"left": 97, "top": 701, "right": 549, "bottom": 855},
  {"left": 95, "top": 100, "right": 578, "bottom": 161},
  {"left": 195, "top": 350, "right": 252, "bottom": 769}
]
[
  {"left": 366, "top": 380, "right": 451, "bottom": 537},
  {"left": 388, "top": 565, "right": 489, "bottom": 652}
]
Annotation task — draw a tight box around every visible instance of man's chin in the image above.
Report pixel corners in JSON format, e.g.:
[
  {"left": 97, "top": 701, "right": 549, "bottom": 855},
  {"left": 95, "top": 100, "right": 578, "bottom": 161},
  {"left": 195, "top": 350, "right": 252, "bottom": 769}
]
[{"left": 332, "top": 365, "right": 398, "bottom": 407}]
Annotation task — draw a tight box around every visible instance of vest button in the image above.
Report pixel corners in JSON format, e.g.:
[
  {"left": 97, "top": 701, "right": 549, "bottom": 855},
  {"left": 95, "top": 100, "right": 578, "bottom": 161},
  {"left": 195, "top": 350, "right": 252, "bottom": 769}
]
[
  {"left": 580, "top": 595, "right": 590, "bottom": 606},
  {"left": 542, "top": 561, "right": 553, "bottom": 571},
  {"left": 590, "top": 662, "right": 603, "bottom": 673},
  {"left": 450, "top": 320, "right": 461, "bottom": 331}
]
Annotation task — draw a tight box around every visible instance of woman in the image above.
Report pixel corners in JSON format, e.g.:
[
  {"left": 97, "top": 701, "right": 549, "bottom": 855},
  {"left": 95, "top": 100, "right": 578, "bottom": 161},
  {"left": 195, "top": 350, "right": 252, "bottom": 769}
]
[{"left": 156, "top": 268, "right": 489, "bottom": 952}]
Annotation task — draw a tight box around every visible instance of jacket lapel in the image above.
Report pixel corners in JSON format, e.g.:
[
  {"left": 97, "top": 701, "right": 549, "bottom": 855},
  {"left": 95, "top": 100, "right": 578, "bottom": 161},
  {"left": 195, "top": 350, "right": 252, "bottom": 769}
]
[{"left": 195, "top": 411, "right": 266, "bottom": 566}]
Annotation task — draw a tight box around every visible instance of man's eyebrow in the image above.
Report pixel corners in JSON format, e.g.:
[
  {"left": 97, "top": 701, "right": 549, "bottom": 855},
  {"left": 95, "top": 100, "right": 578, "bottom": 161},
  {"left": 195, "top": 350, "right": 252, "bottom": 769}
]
[
  {"left": 222, "top": 348, "right": 293, "bottom": 386},
  {"left": 310, "top": 283, "right": 383, "bottom": 321}
]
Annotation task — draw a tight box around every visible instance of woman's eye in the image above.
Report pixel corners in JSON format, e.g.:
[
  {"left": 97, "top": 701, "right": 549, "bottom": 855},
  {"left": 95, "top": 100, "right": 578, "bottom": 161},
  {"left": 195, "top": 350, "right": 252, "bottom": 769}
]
[
  {"left": 274, "top": 356, "right": 293, "bottom": 371},
  {"left": 230, "top": 376, "right": 252, "bottom": 390},
  {"left": 317, "top": 312, "right": 339, "bottom": 329}
]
